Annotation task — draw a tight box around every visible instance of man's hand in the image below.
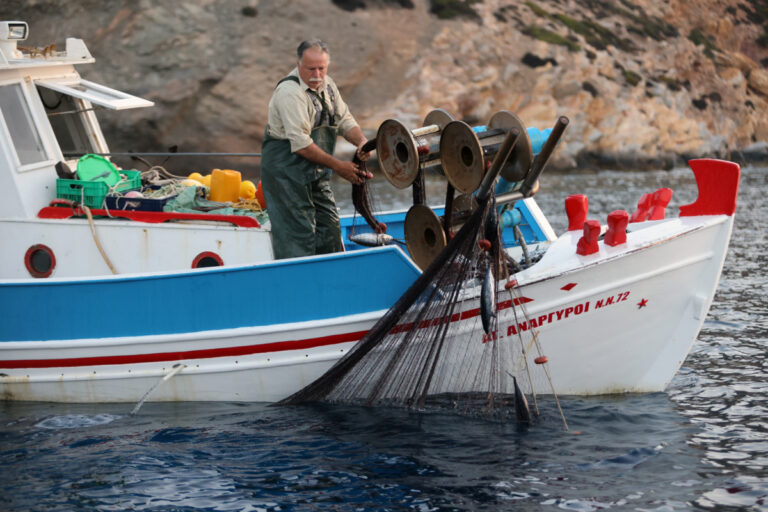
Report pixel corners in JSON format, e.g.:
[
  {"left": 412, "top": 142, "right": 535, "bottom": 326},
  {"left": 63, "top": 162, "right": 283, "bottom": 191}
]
[
  {"left": 295, "top": 140, "right": 373, "bottom": 185},
  {"left": 356, "top": 139, "right": 373, "bottom": 162},
  {"left": 333, "top": 160, "right": 373, "bottom": 185}
]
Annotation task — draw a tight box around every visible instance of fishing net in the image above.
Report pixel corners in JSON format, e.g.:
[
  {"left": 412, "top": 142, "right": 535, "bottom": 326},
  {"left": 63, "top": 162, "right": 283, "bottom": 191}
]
[
  {"left": 279, "top": 122, "right": 569, "bottom": 426},
  {"left": 281, "top": 191, "right": 561, "bottom": 423}
]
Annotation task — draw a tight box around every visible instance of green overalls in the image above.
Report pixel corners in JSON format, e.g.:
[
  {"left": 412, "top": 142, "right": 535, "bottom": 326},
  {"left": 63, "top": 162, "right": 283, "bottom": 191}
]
[{"left": 261, "top": 76, "right": 343, "bottom": 259}]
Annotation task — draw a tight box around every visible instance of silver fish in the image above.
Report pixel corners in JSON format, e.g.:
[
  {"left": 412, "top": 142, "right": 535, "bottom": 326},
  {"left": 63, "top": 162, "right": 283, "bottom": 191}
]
[
  {"left": 513, "top": 376, "right": 532, "bottom": 425},
  {"left": 348, "top": 232, "right": 394, "bottom": 247},
  {"left": 480, "top": 265, "right": 497, "bottom": 334}
]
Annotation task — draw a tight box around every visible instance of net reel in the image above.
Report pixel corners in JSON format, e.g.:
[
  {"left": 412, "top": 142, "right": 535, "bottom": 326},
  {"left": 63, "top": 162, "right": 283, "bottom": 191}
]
[
  {"left": 376, "top": 109, "right": 533, "bottom": 194},
  {"left": 376, "top": 109, "right": 539, "bottom": 270},
  {"left": 376, "top": 108, "right": 455, "bottom": 190},
  {"left": 404, "top": 204, "right": 447, "bottom": 271},
  {"left": 439, "top": 110, "right": 533, "bottom": 194}
]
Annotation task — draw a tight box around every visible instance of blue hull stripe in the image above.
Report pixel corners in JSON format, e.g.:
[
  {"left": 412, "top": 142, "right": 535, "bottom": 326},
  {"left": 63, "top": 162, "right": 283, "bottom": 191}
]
[
  {"left": 340, "top": 201, "right": 547, "bottom": 251},
  {"left": 1, "top": 247, "right": 420, "bottom": 342}
]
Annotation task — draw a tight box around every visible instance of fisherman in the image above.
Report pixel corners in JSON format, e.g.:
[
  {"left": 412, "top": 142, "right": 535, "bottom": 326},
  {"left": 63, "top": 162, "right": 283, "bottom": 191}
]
[{"left": 261, "top": 39, "right": 372, "bottom": 259}]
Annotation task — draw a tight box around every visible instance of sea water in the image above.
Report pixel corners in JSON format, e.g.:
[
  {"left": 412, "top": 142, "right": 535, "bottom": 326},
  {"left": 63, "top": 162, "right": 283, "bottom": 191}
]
[{"left": 1, "top": 165, "right": 765, "bottom": 511}]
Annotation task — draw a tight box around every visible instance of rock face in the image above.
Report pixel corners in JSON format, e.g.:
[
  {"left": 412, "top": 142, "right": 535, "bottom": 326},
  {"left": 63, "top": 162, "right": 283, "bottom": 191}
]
[{"left": 5, "top": 0, "right": 768, "bottom": 176}]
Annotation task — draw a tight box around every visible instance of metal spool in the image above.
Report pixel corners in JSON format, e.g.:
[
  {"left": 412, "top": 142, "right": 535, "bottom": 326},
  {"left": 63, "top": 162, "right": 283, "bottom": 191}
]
[
  {"left": 453, "top": 192, "right": 478, "bottom": 215},
  {"left": 415, "top": 108, "right": 455, "bottom": 174},
  {"left": 439, "top": 120, "right": 485, "bottom": 194},
  {"left": 404, "top": 204, "right": 447, "bottom": 271},
  {"left": 422, "top": 108, "right": 454, "bottom": 131},
  {"left": 376, "top": 119, "right": 419, "bottom": 189},
  {"left": 376, "top": 110, "right": 458, "bottom": 189},
  {"left": 488, "top": 110, "right": 533, "bottom": 183},
  {"left": 448, "top": 192, "right": 479, "bottom": 233}
]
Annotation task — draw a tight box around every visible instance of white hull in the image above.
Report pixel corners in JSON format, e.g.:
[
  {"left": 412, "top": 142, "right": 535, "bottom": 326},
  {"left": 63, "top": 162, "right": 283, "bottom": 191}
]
[
  {"left": 0, "top": 24, "right": 740, "bottom": 404},
  {"left": 0, "top": 213, "right": 733, "bottom": 402},
  {"left": 1, "top": 217, "right": 274, "bottom": 277}
]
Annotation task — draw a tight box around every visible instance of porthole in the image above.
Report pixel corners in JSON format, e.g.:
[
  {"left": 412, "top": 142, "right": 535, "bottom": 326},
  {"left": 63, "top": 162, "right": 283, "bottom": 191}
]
[
  {"left": 192, "top": 251, "right": 223, "bottom": 268},
  {"left": 25, "top": 244, "right": 56, "bottom": 278}
]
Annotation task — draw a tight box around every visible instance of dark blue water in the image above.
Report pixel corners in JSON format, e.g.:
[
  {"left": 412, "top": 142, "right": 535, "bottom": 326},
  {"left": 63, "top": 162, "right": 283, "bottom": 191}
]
[{"left": 1, "top": 165, "right": 766, "bottom": 511}]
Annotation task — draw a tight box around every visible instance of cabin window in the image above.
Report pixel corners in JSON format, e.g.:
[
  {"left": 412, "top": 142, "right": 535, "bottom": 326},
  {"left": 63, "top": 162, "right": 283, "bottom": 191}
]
[
  {"left": 37, "top": 86, "right": 97, "bottom": 156},
  {"left": 36, "top": 79, "right": 154, "bottom": 110},
  {"left": 0, "top": 83, "right": 48, "bottom": 166},
  {"left": 192, "top": 252, "right": 223, "bottom": 268},
  {"left": 25, "top": 244, "right": 56, "bottom": 278}
]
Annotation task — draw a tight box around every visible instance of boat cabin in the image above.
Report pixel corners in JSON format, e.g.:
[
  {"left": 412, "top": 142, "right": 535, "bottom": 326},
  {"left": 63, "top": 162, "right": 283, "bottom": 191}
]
[
  {"left": 0, "top": 20, "right": 553, "bottom": 280},
  {"left": 0, "top": 21, "right": 153, "bottom": 220}
]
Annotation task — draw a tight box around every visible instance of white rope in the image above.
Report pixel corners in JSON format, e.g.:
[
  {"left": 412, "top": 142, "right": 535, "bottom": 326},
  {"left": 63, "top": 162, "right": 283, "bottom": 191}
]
[{"left": 81, "top": 203, "right": 118, "bottom": 275}]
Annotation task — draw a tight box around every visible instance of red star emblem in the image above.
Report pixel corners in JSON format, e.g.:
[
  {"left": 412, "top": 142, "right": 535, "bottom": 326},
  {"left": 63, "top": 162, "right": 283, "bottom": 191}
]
[{"left": 637, "top": 298, "right": 648, "bottom": 309}]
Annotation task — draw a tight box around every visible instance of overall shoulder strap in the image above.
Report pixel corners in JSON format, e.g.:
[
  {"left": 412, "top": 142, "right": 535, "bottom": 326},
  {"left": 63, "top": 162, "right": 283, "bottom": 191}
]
[
  {"left": 275, "top": 75, "right": 300, "bottom": 88},
  {"left": 325, "top": 84, "right": 337, "bottom": 120}
]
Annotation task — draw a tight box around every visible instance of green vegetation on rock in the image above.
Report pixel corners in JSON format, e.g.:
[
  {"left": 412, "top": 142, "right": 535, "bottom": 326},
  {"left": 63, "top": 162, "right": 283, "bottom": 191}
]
[
  {"left": 613, "top": 3, "right": 678, "bottom": 40},
  {"left": 524, "top": 1, "right": 550, "bottom": 18},
  {"left": 688, "top": 28, "right": 717, "bottom": 59},
  {"left": 622, "top": 69, "right": 642, "bottom": 86},
  {"left": 657, "top": 75, "right": 682, "bottom": 91},
  {"left": 523, "top": 26, "right": 581, "bottom": 51},
  {"left": 523, "top": 2, "right": 635, "bottom": 52},
  {"left": 429, "top": 0, "right": 481, "bottom": 20},
  {"left": 555, "top": 13, "right": 635, "bottom": 51}
]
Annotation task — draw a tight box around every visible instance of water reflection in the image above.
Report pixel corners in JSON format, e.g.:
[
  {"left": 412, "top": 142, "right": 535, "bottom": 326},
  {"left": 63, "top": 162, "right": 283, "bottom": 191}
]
[
  {"left": 333, "top": 164, "right": 768, "bottom": 509},
  {"left": 1, "top": 166, "right": 765, "bottom": 511}
]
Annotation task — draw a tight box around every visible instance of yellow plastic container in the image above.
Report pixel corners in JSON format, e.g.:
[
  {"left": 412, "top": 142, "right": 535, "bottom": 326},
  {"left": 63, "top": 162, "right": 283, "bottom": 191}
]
[
  {"left": 240, "top": 180, "right": 256, "bottom": 199},
  {"left": 209, "top": 169, "right": 242, "bottom": 203}
]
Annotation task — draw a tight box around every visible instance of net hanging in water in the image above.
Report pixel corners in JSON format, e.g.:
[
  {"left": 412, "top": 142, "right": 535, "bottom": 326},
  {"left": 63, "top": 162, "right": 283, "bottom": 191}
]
[{"left": 280, "top": 126, "right": 568, "bottom": 427}]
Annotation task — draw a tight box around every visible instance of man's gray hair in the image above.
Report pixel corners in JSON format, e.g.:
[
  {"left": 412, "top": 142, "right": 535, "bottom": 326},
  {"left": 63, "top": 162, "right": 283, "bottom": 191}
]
[{"left": 297, "top": 39, "right": 330, "bottom": 60}]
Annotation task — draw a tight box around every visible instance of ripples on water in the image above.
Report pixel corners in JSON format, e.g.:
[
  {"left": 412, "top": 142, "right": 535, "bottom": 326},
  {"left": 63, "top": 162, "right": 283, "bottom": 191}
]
[{"left": 1, "top": 166, "right": 766, "bottom": 511}]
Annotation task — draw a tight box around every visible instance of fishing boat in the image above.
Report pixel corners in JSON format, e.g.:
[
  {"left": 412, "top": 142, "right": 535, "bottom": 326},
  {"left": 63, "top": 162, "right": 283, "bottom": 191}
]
[{"left": 0, "top": 21, "right": 740, "bottom": 403}]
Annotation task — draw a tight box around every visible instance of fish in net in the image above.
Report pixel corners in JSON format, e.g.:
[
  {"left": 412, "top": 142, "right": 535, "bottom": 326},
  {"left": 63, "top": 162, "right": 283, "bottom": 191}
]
[{"left": 280, "top": 124, "right": 568, "bottom": 427}]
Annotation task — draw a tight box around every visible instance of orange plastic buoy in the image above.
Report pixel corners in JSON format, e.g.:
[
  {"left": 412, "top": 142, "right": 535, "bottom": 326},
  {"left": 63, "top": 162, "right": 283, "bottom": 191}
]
[
  {"left": 188, "top": 172, "right": 204, "bottom": 183},
  {"left": 504, "top": 279, "right": 518, "bottom": 290},
  {"left": 210, "top": 169, "right": 242, "bottom": 203},
  {"left": 534, "top": 356, "right": 548, "bottom": 365},
  {"left": 255, "top": 180, "right": 266, "bottom": 209},
  {"left": 239, "top": 180, "right": 256, "bottom": 199}
]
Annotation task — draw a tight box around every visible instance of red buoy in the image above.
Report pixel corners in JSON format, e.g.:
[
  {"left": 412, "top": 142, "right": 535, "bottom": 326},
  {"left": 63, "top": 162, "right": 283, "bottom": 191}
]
[
  {"left": 504, "top": 279, "right": 518, "bottom": 289},
  {"left": 534, "top": 356, "right": 548, "bottom": 364},
  {"left": 478, "top": 239, "right": 491, "bottom": 251}
]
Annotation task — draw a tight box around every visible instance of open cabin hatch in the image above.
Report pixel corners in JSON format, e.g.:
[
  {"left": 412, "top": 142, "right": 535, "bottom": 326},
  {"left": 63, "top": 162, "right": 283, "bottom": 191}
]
[
  {"left": 0, "top": 55, "right": 154, "bottom": 216},
  {"left": 35, "top": 78, "right": 154, "bottom": 165}
]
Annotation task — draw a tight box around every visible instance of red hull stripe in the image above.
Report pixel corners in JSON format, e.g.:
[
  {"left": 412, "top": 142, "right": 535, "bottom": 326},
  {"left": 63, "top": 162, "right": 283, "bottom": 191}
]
[
  {"left": 390, "top": 296, "right": 532, "bottom": 333},
  {"left": 0, "top": 296, "right": 533, "bottom": 370},
  {"left": 0, "top": 330, "right": 367, "bottom": 369}
]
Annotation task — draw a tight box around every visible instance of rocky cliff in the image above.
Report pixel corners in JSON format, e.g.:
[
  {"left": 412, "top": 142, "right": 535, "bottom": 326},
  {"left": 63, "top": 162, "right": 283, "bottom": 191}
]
[{"left": 6, "top": 0, "right": 768, "bottom": 176}]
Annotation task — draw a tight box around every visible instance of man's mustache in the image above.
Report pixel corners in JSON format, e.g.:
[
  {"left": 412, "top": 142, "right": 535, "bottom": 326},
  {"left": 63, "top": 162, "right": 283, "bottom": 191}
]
[{"left": 309, "top": 78, "right": 323, "bottom": 83}]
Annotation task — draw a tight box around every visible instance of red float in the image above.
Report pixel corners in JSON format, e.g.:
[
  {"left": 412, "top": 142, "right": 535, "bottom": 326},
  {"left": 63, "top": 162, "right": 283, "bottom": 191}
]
[
  {"left": 647, "top": 188, "right": 673, "bottom": 220},
  {"left": 576, "top": 220, "right": 601, "bottom": 255},
  {"left": 565, "top": 194, "right": 588, "bottom": 231},
  {"left": 604, "top": 210, "right": 629, "bottom": 246},
  {"left": 629, "top": 192, "right": 652, "bottom": 223}
]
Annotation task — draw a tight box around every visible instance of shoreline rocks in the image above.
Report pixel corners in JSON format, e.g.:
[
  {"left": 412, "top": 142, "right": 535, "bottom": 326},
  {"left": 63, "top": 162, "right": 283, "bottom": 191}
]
[{"left": 4, "top": 0, "right": 767, "bottom": 176}]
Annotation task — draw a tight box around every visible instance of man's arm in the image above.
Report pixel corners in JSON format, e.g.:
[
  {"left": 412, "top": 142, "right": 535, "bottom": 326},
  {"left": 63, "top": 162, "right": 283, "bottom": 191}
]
[
  {"left": 342, "top": 126, "right": 373, "bottom": 162},
  {"left": 295, "top": 143, "right": 371, "bottom": 185}
]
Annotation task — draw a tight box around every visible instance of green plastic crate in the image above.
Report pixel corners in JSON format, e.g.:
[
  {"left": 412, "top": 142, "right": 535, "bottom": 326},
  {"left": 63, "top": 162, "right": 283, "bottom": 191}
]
[{"left": 56, "top": 170, "right": 142, "bottom": 208}]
